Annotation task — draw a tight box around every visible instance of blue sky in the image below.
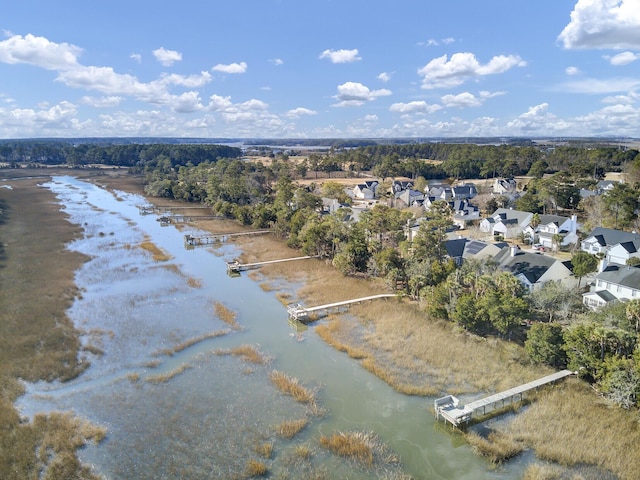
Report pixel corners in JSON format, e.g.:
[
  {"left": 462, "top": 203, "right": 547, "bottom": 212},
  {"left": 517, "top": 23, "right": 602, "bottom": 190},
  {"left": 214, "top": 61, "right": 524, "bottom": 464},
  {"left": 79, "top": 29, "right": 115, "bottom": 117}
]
[{"left": 1, "top": 0, "right": 640, "bottom": 139}]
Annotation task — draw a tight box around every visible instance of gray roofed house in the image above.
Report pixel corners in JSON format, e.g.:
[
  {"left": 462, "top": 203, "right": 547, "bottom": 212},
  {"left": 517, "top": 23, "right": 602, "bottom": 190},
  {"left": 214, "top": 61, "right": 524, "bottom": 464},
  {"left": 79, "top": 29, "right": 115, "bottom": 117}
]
[
  {"left": 583, "top": 264, "right": 640, "bottom": 309},
  {"left": 479, "top": 208, "right": 533, "bottom": 238},
  {"left": 581, "top": 227, "right": 640, "bottom": 264},
  {"left": 493, "top": 245, "right": 576, "bottom": 292}
]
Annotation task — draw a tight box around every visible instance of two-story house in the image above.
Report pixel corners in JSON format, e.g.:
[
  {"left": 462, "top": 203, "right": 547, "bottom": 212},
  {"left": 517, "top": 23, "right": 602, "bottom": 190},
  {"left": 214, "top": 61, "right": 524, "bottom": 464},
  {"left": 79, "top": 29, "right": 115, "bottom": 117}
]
[
  {"left": 480, "top": 208, "right": 532, "bottom": 239},
  {"left": 581, "top": 227, "right": 640, "bottom": 265},
  {"left": 583, "top": 264, "right": 640, "bottom": 309}
]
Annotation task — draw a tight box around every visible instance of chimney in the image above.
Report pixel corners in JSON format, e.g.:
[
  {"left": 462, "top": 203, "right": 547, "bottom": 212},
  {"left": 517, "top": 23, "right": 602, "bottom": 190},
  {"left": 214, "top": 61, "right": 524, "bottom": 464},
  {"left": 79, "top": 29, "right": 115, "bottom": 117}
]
[
  {"left": 599, "top": 256, "right": 609, "bottom": 273},
  {"left": 571, "top": 214, "right": 578, "bottom": 235},
  {"left": 510, "top": 245, "right": 518, "bottom": 257}
]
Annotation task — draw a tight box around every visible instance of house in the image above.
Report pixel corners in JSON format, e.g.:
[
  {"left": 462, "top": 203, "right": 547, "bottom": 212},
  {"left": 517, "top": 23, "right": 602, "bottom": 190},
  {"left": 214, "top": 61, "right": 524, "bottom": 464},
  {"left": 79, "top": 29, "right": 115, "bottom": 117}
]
[
  {"left": 581, "top": 227, "right": 640, "bottom": 264},
  {"left": 524, "top": 214, "right": 580, "bottom": 248},
  {"left": 392, "top": 180, "right": 414, "bottom": 194},
  {"left": 579, "top": 180, "right": 620, "bottom": 199},
  {"left": 352, "top": 181, "right": 379, "bottom": 200},
  {"left": 452, "top": 199, "right": 480, "bottom": 229},
  {"left": 428, "top": 184, "right": 454, "bottom": 202},
  {"left": 480, "top": 208, "right": 533, "bottom": 239},
  {"left": 442, "top": 237, "right": 505, "bottom": 265},
  {"left": 493, "top": 178, "right": 517, "bottom": 195},
  {"left": 452, "top": 183, "right": 478, "bottom": 200},
  {"left": 394, "top": 188, "right": 425, "bottom": 208},
  {"left": 493, "top": 245, "right": 576, "bottom": 292},
  {"left": 583, "top": 264, "right": 640, "bottom": 309}
]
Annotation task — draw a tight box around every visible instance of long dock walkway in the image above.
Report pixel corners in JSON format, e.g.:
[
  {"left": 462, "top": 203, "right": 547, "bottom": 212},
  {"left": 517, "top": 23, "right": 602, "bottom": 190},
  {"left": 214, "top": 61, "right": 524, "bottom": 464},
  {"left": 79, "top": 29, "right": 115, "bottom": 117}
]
[
  {"left": 226, "top": 255, "right": 317, "bottom": 273},
  {"left": 184, "top": 230, "right": 270, "bottom": 247},
  {"left": 434, "top": 369, "right": 574, "bottom": 427},
  {"left": 287, "top": 294, "right": 398, "bottom": 321},
  {"left": 138, "top": 204, "right": 211, "bottom": 215}
]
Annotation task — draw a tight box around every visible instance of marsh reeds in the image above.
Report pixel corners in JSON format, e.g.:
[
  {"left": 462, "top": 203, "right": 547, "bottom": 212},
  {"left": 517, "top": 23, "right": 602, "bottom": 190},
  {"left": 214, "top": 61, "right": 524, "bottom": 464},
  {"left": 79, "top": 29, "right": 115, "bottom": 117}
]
[
  {"left": 140, "top": 238, "right": 173, "bottom": 262},
  {"left": 244, "top": 459, "right": 268, "bottom": 478},
  {"left": 254, "top": 441, "right": 274, "bottom": 459},
  {"left": 156, "top": 330, "right": 230, "bottom": 357},
  {"left": 215, "top": 344, "right": 268, "bottom": 364},
  {"left": 503, "top": 380, "right": 640, "bottom": 480},
  {"left": 214, "top": 301, "right": 239, "bottom": 328},
  {"left": 464, "top": 431, "right": 523, "bottom": 464},
  {"left": 269, "top": 370, "right": 316, "bottom": 404},
  {"left": 145, "top": 364, "right": 192, "bottom": 384},
  {"left": 275, "top": 418, "right": 309, "bottom": 439},
  {"left": 319, "top": 431, "right": 375, "bottom": 466}
]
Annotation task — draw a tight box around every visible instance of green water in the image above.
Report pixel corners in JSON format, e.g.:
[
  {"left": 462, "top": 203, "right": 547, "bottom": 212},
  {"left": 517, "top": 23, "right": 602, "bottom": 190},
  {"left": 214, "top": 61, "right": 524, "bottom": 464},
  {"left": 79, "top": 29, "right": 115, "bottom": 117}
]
[{"left": 17, "top": 176, "right": 529, "bottom": 479}]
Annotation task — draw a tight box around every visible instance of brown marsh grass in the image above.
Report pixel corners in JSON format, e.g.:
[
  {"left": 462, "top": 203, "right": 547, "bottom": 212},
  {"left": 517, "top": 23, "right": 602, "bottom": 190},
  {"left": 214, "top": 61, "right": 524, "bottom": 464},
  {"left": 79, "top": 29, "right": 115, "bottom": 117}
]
[
  {"left": 146, "top": 364, "right": 192, "bottom": 384},
  {"left": 140, "top": 237, "right": 173, "bottom": 262},
  {"left": 215, "top": 344, "right": 268, "bottom": 364},
  {"left": 319, "top": 431, "right": 390, "bottom": 467},
  {"left": 0, "top": 173, "right": 103, "bottom": 479},
  {"left": 275, "top": 418, "right": 309, "bottom": 438},
  {"left": 214, "top": 301, "right": 239, "bottom": 328},
  {"left": 243, "top": 459, "right": 268, "bottom": 478},
  {"left": 254, "top": 441, "right": 274, "bottom": 459},
  {"left": 521, "top": 463, "right": 563, "bottom": 480},
  {"left": 269, "top": 370, "right": 318, "bottom": 409},
  {"left": 155, "top": 330, "right": 230, "bottom": 356},
  {"left": 503, "top": 380, "right": 640, "bottom": 480},
  {"left": 464, "top": 431, "right": 524, "bottom": 465}
]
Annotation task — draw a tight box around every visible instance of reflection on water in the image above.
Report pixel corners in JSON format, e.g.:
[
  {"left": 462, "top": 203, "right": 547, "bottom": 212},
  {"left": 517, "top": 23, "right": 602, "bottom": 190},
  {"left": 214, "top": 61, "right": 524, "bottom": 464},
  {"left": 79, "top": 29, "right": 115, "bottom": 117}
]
[{"left": 17, "top": 176, "right": 527, "bottom": 479}]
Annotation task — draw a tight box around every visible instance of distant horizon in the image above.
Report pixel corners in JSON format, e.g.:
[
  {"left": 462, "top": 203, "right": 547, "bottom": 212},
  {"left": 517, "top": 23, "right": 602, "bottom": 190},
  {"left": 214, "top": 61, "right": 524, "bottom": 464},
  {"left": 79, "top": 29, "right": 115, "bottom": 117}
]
[{"left": 2, "top": 2, "right": 640, "bottom": 139}]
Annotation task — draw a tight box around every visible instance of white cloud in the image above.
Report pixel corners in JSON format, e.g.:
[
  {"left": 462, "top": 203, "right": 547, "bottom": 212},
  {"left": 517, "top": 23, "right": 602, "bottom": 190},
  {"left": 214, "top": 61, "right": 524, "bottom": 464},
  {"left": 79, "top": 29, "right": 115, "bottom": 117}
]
[
  {"left": 561, "top": 77, "right": 640, "bottom": 93},
  {"left": 602, "top": 91, "right": 640, "bottom": 104},
  {"left": 80, "top": 96, "right": 124, "bottom": 108},
  {"left": 441, "top": 92, "right": 482, "bottom": 108},
  {"left": 389, "top": 100, "right": 442, "bottom": 114},
  {"left": 378, "top": 72, "right": 391, "bottom": 82},
  {"left": 506, "top": 103, "right": 571, "bottom": 132},
  {"left": 286, "top": 107, "right": 317, "bottom": 118},
  {"left": 332, "top": 81, "right": 391, "bottom": 107},
  {"left": 0, "top": 33, "right": 81, "bottom": 70},
  {"left": 130, "top": 53, "right": 142, "bottom": 63},
  {"left": 559, "top": 0, "right": 640, "bottom": 50},
  {"left": 0, "top": 101, "right": 82, "bottom": 136},
  {"left": 319, "top": 49, "right": 361, "bottom": 64},
  {"left": 212, "top": 62, "right": 247, "bottom": 74},
  {"left": 418, "top": 52, "right": 526, "bottom": 89},
  {"left": 566, "top": 66, "right": 581, "bottom": 75},
  {"left": 158, "top": 71, "right": 212, "bottom": 88},
  {"left": 152, "top": 47, "right": 182, "bottom": 66},
  {"left": 606, "top": 51, "right": 640, "bottom": 65},
  {"left": 269, "top": 58, "right": 283, "bottom": 66}
]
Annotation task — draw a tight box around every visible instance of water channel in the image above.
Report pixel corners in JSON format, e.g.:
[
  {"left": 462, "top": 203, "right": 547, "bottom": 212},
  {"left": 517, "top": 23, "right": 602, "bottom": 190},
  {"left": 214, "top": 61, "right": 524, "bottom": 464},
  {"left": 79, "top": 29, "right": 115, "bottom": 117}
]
[{"left": 16, "top": 176, "right": 529, "bottom": 479}]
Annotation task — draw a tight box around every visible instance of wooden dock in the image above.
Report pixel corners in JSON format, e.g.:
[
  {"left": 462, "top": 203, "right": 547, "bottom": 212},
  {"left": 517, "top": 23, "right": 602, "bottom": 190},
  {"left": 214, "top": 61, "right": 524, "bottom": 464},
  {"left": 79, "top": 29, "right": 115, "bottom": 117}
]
[
  {"left": 138, "top": 204, "right": 212, "bottom": 215},
  {"left": 184, "top": 230, "right": 270, "bottom": 247},
  {"left": 287, "top": 293, "right": 398, "bottom": 322},
  {"left": 434, "top": 369, "right": 575, "bottom": 427},
  {"left": 158, "top": 214, "right": 225, "bottom": 226},
  {"left": 226, "top": 255, "right": 317, "bottom": 274}
]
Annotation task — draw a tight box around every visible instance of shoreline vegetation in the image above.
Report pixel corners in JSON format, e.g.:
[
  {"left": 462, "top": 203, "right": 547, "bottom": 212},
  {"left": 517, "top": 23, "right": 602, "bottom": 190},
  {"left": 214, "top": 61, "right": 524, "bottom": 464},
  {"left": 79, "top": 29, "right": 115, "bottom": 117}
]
[{"left": 1, "top": 167, "right": 640, "bottom": 479}]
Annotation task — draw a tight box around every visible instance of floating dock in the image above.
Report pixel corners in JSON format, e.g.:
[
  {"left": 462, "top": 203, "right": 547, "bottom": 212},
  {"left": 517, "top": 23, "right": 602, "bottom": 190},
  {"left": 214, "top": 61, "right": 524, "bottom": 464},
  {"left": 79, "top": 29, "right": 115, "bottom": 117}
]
[
  {"left": 184, "top": 230, "right": 270, "bottom": 247},
  {"left": 434, "top": 369, "right": 575, "bottom": 427},
  {"left": 287, "top": 294, "right": 398, "bottom": 322},
  {"left": 226, "top": 255, "right": 317, "bottom": 274}
]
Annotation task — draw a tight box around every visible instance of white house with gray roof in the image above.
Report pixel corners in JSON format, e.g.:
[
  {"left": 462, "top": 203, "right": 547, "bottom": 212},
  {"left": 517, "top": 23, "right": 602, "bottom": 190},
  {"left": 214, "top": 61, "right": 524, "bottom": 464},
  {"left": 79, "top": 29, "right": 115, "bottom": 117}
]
[
  {"left": 583, "top": 264, "right": 640, "bottom": 309},
  {"left": 480, "top": 208, "right": 533, "bottom": 239},
  {"left": 581, "top": 227, "right": 640, "bottom": 265}
]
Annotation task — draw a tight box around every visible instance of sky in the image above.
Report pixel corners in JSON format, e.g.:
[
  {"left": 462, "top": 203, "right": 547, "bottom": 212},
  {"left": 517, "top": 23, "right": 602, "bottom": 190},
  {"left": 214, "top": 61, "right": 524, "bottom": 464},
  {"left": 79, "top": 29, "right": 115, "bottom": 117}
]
[{"left": 1, "top": 0, "right": 640, "bottom": 139}]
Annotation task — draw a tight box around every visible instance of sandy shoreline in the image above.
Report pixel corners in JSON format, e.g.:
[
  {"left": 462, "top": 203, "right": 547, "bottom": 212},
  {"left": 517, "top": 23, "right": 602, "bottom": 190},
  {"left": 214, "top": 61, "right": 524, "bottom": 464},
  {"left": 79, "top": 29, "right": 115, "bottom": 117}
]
[{"left": 2, "top": 168, "right": 640, "bottom": 479}]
